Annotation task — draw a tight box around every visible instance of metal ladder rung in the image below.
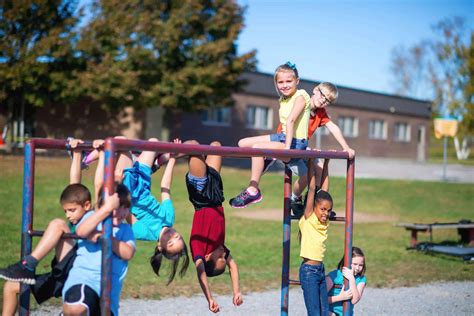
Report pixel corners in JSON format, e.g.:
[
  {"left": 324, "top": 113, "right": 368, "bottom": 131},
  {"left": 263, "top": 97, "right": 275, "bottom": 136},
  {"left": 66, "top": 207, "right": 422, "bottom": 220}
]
[{"left": 28, "top": 230, "right": 85, "bottom": 239}]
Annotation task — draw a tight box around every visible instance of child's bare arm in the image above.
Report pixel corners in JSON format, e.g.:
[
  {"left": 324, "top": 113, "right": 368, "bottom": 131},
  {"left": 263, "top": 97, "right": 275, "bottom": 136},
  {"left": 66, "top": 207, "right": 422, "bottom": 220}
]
[
  {"left": 94, "top": 148, "right": 105, "bottom": 205},
  {"left": 227, "top": 255, "right": 243, "bottom": 306},
  {"left": 68, "top": 138, "right": 84, "bottom": 184},
  {"left": 303, "top": 158, "right": 316, "bottom": 219},
  {"left": 320, "top": 159, "right": 330, "bottom": 192},
  {"left": 324, "top": 121, "right": 355, "bottom": 158},
  {"left": 195, "top": 259, "right": 220, "bottom": 313},
  {"left": 76, "top": 191, "right": 119, "bottom": 238},
  {"left": 112, "top": 237, "right": 135, "bottom": 260},
  {"left": 342, "top": 267, "right": 365, "bottom": 304},
  {"left": 284, "top": 96, "right": 306, "bottom": 149},
  {"left": 160, "top": 157, "right": 175, "bottom": 201}
]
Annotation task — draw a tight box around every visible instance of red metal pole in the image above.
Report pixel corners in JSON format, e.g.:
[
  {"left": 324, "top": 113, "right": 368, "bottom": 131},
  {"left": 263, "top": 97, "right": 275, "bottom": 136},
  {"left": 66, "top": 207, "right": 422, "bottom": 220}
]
[
  {"left": 342, "top": 158, "right": 355, "bottom": 316},
  {"left": 280, "top": 166, "right": 292, "bottom": 315},
  {"left": 100, "top": 138, "right": 116, "bottom": 316}
]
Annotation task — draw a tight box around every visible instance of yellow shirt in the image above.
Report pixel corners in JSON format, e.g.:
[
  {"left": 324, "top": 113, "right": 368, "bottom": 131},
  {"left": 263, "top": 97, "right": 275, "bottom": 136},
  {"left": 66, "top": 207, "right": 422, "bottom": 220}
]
[
  {"left": 299, "top": 212, "right": 328, "bottom": 261},
  {"left": 279, "top": 89, "right": 311, "bottom": 140}
]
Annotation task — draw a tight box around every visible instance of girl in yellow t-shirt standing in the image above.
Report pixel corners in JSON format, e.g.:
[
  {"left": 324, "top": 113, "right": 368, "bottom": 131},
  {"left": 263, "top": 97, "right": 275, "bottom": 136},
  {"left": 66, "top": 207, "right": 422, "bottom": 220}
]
[
  {"left": 230, "top": 62, "right": 311, "bottom": 208},
  {"left": 299, "top": 157, "right": 332, "bottom": 315}
]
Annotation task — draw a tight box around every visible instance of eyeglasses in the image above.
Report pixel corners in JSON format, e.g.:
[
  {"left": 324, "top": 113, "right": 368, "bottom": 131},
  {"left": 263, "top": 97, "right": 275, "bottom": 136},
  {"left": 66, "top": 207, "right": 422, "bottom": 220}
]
[{"left": 318, "top": 87, "right": 330, "bottom": 105}]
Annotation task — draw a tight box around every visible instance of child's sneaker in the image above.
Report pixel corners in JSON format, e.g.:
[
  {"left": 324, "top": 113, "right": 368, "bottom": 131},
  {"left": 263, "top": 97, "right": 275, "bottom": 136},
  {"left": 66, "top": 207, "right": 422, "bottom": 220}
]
[
  {"left": 151, "top": 153, "right": 170, "bottom": 173},
  {"left": 262, "top": 157, "right": 276, "bottom": 174},
  {"left": 0, "top": 261, "right": 36, "bottom": 285},
  {"left": 290, "top": 196, "right": 304, "bottom": 219},
  {"left": 229, "top": 188, "right": 263, "bottom": 208},
  {"left": 329, "top": 210, "right": 337, "bottom": 220}
]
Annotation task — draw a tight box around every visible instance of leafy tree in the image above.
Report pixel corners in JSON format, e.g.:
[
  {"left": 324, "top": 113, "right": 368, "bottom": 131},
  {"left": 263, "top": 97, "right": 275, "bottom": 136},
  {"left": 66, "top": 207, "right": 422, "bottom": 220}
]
[
  {"left": 390, "top": 16, "right": 473, "bottom": 140},
  {"left": 0, "top": 0, "right": 80, "bottom": 140},
  {"left": 75, "top": 0, "right": 256, "bottom": 112}
]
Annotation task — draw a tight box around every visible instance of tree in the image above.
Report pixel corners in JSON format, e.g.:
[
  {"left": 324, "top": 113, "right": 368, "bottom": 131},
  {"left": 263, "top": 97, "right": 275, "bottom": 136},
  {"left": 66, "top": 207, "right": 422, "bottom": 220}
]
[
  {"left": 390, "top": 17, "right": 473, "bottom": 145},
  {"left": 0, "top": 0, "right": 80, "bottom": 142},
  {"left": 75, "top": 0, "right": 256, "bottom": 112}
]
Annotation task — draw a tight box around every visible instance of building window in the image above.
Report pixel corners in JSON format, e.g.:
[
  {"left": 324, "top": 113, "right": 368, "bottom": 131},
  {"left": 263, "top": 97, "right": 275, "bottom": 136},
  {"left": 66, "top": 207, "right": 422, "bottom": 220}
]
[
  {"left": 315, "top": 125, "right": 330, "bottom": 136},
  {"left": 369, "top": 119, "right": 387, "bottom": 140},
  {"left": 337, "top": 116, "right": 358, "bottom": 138},
  {"left": 394, "top": 122, "right": 411, "bottom": 142},
  {"left": 246, "top": 105, "right": 273, "bottom": 130},
  {"left": 201, "top": 107, "right": 231, "bottom": 126}
]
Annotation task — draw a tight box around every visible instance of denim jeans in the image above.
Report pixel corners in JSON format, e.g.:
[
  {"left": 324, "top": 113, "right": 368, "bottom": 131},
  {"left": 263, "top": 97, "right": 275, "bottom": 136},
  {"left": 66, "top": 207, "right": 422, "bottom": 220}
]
[
  {"left": 299, "top": 262, "right": 329, "bottom": 316},
  {"left": 269, "top": 133, "right": 308, "bottom": 164}
]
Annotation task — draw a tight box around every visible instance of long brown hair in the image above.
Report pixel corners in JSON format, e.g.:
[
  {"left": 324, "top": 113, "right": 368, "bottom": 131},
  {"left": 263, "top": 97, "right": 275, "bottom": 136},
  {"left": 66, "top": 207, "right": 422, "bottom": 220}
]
[
  {"left": 337, "top": 246, "right": 366, "bottom": 276},
  {"left": 150, "top": 242, "right": 190, "bottom": 285}
]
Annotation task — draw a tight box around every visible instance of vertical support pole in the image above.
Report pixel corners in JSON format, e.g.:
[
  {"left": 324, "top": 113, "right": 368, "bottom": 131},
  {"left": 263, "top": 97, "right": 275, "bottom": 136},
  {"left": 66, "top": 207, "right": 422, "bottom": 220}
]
[
  {"left": 19, "top": 140, "right": 35, "bottom": 316},
  {"left": 442, "top": 136, "right": 448, "bottom": 181},
  {"left": 101, "top": 138, "right": 115, "bottom": 315},
  {"left": 280, "top": 166, "right": 292, "bottom": 316},
  {"left": 342, "top": 158, "right": 355, "bottom": 316}
]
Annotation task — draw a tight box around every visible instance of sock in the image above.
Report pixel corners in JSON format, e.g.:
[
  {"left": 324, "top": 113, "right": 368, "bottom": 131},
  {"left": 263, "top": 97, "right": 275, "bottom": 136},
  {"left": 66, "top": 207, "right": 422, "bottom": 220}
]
[
  {"left": 22, "top": 255, "right": 38, "bottom": 271},
  {"left": 291, "top": 193, "right": 301, "bottom": 201},
  {"left": 246, "top": 188, "right": 259, "bottom": 196}
]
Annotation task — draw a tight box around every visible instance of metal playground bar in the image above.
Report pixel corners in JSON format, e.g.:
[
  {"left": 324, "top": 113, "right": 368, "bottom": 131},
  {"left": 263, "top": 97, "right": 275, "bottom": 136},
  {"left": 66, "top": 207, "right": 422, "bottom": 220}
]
[{"left": 19, "top": 137, "right": 355, "bottom": 315}]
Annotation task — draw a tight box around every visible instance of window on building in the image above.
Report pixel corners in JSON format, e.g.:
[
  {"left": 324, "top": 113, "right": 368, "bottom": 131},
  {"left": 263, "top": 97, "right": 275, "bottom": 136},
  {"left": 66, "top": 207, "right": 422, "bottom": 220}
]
[
  {"left": 201, "top": 107, "right": 231, "bottom": 126},
  {"left": 315, "top": 125, "right": 330, "bottom": 136},
  {"left": 368, "top": 119, "right": 387, "bottom": 139},
  {"left": 246, "top": 105, "right": 273, "bottom": 130},
  {"left": 337, "top": 116, "right": 359, "bottom": 138},
  {"left": 394, "top": 122, "right": 411, "bottom": 142}
]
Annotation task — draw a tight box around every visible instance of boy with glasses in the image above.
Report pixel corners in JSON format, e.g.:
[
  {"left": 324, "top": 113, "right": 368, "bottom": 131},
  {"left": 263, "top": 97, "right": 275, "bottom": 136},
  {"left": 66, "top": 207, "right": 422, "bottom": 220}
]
[{"left": 269, "top": 82, "right": 355, "bottom": 217}]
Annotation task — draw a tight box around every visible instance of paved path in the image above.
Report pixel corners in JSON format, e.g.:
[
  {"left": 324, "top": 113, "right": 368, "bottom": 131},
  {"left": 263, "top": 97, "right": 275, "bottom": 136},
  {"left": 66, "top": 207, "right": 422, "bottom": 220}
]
[
  {"left": 269, "top": 156, "right": 474, "bottom": 183},
  {"left": 33, "top": 281, "right": 474, "bottom": 315}
]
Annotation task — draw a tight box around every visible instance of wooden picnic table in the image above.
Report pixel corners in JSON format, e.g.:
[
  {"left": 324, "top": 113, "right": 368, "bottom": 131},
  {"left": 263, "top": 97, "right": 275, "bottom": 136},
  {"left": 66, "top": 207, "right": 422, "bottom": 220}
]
[{"left": 395, "top": 222, "right": 474, "bottom": 248}]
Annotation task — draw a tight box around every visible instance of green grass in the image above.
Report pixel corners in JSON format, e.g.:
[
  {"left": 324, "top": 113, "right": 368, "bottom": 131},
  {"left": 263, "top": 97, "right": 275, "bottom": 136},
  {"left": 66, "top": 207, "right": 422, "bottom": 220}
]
[{"left": 0, "top": 155, "right": 473, "bottom": 309}]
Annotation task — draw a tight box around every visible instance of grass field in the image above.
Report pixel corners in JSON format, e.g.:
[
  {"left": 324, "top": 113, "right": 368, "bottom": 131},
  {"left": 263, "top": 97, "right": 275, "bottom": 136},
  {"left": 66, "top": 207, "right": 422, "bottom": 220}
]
[{"left": 0, "top": 155, "right": 473, "bottom": 309}]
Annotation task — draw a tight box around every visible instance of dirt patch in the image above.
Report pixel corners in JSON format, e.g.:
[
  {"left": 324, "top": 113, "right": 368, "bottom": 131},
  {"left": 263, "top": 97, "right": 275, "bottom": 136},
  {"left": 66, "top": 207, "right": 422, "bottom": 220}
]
[{"left": 231, "top": 209, "right": 397, "bottom": 223}]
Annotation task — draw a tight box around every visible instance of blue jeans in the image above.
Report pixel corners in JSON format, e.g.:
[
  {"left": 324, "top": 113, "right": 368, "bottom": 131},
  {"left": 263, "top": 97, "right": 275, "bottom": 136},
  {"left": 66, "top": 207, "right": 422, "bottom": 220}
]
[
  {"left": 269, "top": 133, "right": 308, "bottom": 164},
  {"left": 299, "top": 262, "right": 329, "bottom": 316}
]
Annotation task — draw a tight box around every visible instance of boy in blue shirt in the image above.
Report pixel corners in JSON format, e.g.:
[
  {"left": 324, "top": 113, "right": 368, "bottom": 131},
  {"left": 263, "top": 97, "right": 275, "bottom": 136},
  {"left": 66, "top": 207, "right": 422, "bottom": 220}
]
[{"left": 62, "top": 184, "right": 135, "bottom": 316}]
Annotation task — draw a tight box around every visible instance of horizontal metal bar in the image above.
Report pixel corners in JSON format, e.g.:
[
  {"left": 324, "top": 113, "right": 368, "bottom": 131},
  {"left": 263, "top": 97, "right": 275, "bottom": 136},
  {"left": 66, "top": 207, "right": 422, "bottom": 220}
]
[
  {"left": 108, "top": 138, "right": 351, "bottom": 160},
  {"left": 289, "top": 279, "right": 301, "bottom": 285},
  {"left": 28, "top": 230, "right": 86, "bottom": 240},
  {"left": 28, "top": 138, "right": 96, "bottom": 151},
  {"left": 291, "top": 216, "right": 346, "bottom": 222}
]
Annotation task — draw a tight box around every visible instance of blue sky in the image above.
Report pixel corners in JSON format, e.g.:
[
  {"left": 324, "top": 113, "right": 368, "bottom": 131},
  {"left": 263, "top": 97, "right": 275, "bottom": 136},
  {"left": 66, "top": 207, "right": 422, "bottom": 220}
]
[{"left": 236, "top": 0, "right": 473, "bottom": 100}]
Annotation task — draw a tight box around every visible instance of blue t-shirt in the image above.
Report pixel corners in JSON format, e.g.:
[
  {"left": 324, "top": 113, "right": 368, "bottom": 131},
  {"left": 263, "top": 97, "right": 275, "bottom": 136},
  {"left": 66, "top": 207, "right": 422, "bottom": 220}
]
[
  {"left": 328, "top": 269, "right": 367, "bottom": 316},
  {"left": 62, "top": 211, "right": 136, "bottom": 315},
  {"left": 122, "top": 162, "right": 175, "bottom": 241}
]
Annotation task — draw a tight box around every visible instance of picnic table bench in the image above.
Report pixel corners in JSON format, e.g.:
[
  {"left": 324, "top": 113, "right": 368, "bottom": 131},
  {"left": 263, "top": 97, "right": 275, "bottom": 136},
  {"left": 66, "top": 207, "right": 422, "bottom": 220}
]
[{"left": 395, "top": 221, "right": 474, "bottom": 248}]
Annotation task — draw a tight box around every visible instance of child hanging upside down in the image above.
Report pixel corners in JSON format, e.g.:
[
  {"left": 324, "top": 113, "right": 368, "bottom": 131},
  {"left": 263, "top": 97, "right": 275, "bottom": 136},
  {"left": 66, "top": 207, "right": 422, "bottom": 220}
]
[{"left": 180, "top": 139, "right": 243, "bottom": 313}]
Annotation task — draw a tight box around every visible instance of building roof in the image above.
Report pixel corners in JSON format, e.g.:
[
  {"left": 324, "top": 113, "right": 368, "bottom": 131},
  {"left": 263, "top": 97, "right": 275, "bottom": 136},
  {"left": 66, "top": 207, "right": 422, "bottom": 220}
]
[{"left": 239, "top": 72, "right": 432, "bottom": 118}]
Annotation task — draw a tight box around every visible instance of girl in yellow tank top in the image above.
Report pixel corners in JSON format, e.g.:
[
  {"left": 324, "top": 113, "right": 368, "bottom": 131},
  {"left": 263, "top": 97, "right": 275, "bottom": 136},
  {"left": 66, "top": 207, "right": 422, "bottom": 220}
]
[{"left": 229, "top": 62, "right": 311, "bottom": 208}]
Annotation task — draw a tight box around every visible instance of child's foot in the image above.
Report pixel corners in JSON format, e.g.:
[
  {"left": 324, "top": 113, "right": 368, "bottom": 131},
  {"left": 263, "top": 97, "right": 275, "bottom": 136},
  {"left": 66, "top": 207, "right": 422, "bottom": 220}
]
[
  {"left": 0, "top": 261, "right": 36, "bottom": 285},
  {"left": 151, "top": 153, "right": 170, "bottom": 173},
  {"left": 229, "top": 188, "right": 263, "bottom": 208},
  {"left": 290, "top": 196, "right": 304, "bottom": 218},
  {"left": 329, "top": 210, "right": 337, "bottom": 220},
  {"left": 262, "top": 157, "right": 276, "bottom": 175}
]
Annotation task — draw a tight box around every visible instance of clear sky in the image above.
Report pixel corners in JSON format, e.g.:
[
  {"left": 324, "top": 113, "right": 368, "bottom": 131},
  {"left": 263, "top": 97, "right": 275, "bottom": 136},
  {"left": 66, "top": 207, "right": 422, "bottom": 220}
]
[{"left": 236, "top": 0, "right": 473, "bottom": 99}]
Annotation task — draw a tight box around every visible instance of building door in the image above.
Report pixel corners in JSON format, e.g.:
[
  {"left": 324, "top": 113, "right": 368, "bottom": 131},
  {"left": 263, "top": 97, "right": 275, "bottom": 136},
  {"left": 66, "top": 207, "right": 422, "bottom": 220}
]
[{"left": 417, "top": 126, "right": 426, "bottom": 162}]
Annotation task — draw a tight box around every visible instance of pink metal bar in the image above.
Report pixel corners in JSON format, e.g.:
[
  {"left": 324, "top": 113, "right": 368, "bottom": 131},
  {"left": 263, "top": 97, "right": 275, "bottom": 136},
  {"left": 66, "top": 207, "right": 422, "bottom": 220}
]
[
  {"left": 108, "top": 138, "right": 351, "bottom": 160},
  {"left": 280, "top": 167, "right": 292, "bottom": 315},
  {"left": 342, "top": 158, "right": 355, "bottom": 315}
]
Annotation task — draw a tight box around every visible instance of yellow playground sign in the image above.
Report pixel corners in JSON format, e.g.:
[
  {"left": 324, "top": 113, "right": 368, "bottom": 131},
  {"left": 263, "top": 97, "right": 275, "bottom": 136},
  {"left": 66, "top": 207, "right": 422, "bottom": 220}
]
[{"left": 434, "top": 118, "right": 458, "bottom": 139}]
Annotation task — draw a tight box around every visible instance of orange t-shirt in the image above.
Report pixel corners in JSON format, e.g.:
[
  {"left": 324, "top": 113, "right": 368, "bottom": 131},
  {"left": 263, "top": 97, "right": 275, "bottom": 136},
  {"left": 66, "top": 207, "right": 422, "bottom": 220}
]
[{"left": 277, "top": 108, "right": 331, "bottom": 139}]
